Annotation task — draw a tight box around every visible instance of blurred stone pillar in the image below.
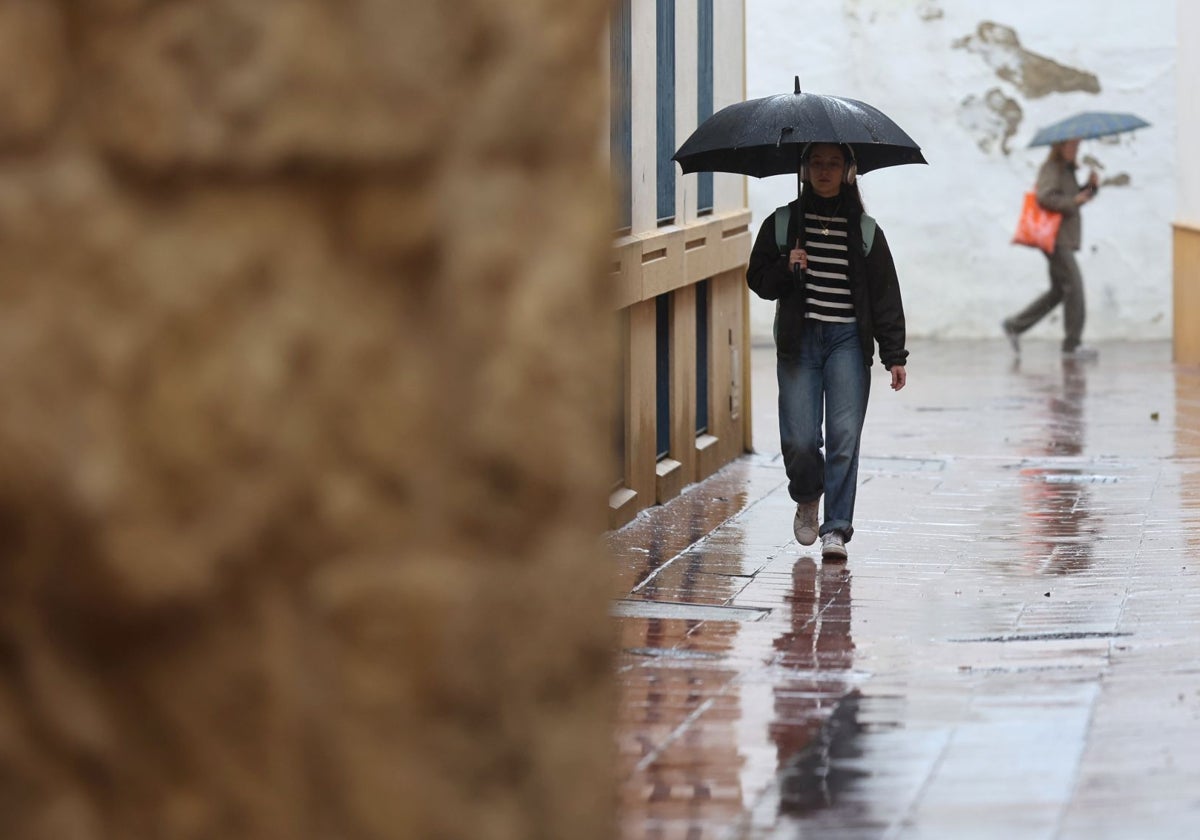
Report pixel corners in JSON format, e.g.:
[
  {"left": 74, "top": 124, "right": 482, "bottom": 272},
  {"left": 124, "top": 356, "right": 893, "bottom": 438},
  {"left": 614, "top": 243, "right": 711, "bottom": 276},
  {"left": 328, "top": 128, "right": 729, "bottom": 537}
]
[{"left": 0, "top": 2, "right": 616, "bottom": 838}]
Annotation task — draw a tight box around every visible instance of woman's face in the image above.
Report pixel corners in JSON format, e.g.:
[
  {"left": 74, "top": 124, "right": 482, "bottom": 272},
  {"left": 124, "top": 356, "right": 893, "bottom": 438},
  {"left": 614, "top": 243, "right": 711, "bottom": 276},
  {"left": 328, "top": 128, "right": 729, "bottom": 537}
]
[
  {"left": 806, "top": 144, "right": 846, "bottom": 198},
  {"left": 1059, "top": 139, "right": 1081, "bottom": 162}
]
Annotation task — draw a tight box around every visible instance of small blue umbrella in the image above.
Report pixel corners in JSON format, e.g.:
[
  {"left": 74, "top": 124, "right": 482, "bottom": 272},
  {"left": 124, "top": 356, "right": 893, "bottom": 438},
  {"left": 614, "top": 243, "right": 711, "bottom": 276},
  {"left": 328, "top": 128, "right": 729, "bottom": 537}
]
[{"left": 1028, "top": 111, "right": 1150, "bottom": 147}]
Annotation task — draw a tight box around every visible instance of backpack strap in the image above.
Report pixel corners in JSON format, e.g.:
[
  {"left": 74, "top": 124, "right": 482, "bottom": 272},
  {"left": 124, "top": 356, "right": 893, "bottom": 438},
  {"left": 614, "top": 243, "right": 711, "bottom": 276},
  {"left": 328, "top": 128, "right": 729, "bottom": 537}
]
[
  {"left": 860, "top": 213, "right": 877, "bottom": 256},
  {"left": 771, "top": 204, "right": 792, "bottom": 346},
  {"left": 779, "top": 204, "right": 876, "bottom": 256},
  {"left": 774, "top": 204, "right": 791, "bottom": 254}
]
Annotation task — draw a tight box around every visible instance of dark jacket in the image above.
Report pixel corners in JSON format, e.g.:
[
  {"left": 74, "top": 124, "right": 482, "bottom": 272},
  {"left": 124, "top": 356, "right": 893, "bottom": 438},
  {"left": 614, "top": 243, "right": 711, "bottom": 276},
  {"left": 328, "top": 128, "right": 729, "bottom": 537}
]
[
  {"left": 746, "top": 199, "right": 908, "bottom": 369},
  {"left": 1035, "top": 157, "right": 1084, "bottom": 252}
]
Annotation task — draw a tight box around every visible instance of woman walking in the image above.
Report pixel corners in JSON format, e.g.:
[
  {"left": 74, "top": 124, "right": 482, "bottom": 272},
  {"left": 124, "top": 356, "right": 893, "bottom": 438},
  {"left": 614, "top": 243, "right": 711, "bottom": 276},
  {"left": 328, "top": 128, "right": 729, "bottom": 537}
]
[
  {"left": 1002, "top": 138, "right": 1099, "bottom": 358},
  {"left": 746, "top": 143, "right": 908, "bottom": 561}
]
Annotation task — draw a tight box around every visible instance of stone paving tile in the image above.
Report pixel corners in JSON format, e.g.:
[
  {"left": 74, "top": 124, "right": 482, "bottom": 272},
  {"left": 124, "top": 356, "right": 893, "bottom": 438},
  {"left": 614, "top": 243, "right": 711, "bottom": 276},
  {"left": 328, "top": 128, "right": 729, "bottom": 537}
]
[{"left": 608, "top": 340, "right": 1200, "bottom": 839}]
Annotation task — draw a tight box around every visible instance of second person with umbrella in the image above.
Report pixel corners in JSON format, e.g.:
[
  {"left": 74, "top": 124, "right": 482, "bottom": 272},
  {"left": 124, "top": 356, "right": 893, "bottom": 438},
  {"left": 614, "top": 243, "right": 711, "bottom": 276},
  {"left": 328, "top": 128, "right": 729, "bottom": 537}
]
[
  {"left": 747, "top": 143, "right": 908, "bottom": 561},
  {"left": 1002, "top": 137, "right": 1098, "bottom": 358},
  {"left": 1003, "top": 111, "right": 1148, "bottom": 358}
]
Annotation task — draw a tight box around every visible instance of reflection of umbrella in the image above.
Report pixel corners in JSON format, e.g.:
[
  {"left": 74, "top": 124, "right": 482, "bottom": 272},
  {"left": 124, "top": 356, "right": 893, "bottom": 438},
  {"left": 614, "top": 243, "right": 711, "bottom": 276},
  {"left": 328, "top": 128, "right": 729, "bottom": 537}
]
[
  {"left": 1028, "top": 111, "right": 1150, "bottom": 147},
  {"left": 673, "top": 77, "right": 926, "bottom": 193}
]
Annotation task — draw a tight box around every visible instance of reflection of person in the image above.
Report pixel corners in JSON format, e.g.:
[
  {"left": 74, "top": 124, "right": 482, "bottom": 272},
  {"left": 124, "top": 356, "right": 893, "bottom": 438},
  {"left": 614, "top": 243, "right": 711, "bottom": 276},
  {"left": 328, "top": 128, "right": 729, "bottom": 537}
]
[
  {"left": 1003, "top": 139, "right": 1100, "bottom": 359},
  {"left": 769, "top": 560, "right": 862, "bottom": 813},
  {"left": 747, "top": 143, "right": 908, "bottom": 561},
  {"left": 1019, "top": 358, "right": 1097, "bottom": 573}
]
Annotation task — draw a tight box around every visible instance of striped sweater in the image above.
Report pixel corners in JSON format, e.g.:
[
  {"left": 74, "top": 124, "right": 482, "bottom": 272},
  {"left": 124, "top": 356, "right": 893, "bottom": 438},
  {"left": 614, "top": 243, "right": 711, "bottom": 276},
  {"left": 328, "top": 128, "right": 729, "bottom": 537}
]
[{"left": 802, "top": 206, "right": 855, "bottom": 324}]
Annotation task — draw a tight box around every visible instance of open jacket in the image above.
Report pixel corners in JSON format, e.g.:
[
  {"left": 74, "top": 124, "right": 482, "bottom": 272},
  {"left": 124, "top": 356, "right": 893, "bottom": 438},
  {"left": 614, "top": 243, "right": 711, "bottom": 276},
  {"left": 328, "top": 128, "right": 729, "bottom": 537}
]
[
  {"left": 1035, "top": 157, "right": 1084, "bottom": 252},
  {"left": 746, "top": 199, "right": 908, "bottom": 370}
]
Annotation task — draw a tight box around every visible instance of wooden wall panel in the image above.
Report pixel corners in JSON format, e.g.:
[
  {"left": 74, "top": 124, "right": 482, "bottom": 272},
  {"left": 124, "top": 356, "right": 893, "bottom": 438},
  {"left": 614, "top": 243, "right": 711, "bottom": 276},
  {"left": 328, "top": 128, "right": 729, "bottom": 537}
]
[
  {"left": 669, "top": 283, "right": 698, "bottom": 486},
  {"left": 710, "top": 269, "right": 747, "bottom": 468},
  {"left": 626, "top": 298, "right": 658, "bottom": 508},
  {"left": 640, "top": 227, "right": 687, "bottom": 299},
  {"left": 610, "top": 210, "right": 750, "bottom": 522},
  {"left": 1174, "top": 223, "right": 1200, "bottom": 366}
]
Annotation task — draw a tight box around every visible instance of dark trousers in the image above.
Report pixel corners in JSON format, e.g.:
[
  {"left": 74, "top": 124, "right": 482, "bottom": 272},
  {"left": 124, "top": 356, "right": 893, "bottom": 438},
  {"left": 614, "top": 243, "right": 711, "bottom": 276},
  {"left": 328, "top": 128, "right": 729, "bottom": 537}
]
[{"left": 1006, "top": 248, "right": 1085, "bottom": 351}]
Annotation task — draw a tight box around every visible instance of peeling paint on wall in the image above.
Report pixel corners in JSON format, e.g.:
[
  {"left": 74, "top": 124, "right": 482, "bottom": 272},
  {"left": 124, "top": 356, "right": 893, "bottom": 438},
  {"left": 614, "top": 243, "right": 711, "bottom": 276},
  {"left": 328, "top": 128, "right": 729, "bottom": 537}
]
[
  {"left": 953, "top": 22, "right": 1100, "bottom": 99},
  {"left": 918, "top": 1, "right": 944, "bottom": 22},
  {"left": 1081, "top": 154, "right": 1132, "bottom": 189},
  {"left": 958, "top": 87, "right": 1022, "bottom": 154},
  {"left": 842, "top": 1, "right": 878, "bottom": 26},
  {"left": 747, "top": 0, "right": 1174, "bottom": 341}
]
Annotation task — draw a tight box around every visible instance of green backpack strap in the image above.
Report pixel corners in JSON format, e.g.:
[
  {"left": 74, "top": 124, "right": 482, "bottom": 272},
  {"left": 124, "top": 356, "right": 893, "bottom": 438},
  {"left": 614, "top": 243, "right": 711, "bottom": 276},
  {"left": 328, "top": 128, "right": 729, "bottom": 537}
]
[
  {"left": 778, "top": 204, "right": 875, "bottom": 256},
  {"left": 774, "top": 204, "right": 791, "bottom": 254},
  {"left": 771, "top": 209, "right": 874, "bottom": 343},
  {"left": 860, "top": 213, "right": 876, "bottom": 256},
  {"left": 771, "top": 204, "right": 792, "bottom": 345}
]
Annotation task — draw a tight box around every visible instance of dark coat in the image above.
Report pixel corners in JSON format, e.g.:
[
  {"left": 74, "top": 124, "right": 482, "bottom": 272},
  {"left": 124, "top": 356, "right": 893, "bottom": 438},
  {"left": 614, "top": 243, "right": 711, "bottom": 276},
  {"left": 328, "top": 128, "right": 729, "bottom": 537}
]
[
  {"left": 1035, "top": 157, "right": 1084, "bottom": 252},
  {"left": 746, "top": 199, "right": 908, "bottom": 370}
]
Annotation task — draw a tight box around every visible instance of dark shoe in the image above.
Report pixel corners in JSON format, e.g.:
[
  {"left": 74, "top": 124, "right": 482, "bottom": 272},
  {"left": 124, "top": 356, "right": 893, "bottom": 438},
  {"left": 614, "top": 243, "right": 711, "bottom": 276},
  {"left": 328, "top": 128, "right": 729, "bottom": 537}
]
[{"left": 1002, "top": 321, "right": 1020, "bottom": 354}]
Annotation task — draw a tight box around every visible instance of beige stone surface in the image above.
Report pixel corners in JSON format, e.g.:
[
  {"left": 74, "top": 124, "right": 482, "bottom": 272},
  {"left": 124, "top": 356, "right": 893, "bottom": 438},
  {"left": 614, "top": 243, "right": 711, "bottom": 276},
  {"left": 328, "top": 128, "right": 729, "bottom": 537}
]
[
  {"left": 0, "top": 0, "right": 67, "bottom": 147},
  {"left": 0, "top": 2, "right": 616, "bottom": 838}
]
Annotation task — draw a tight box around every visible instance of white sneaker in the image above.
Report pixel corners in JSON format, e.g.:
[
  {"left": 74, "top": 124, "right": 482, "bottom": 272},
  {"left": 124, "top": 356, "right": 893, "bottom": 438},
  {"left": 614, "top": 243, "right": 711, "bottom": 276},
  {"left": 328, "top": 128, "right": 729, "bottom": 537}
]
[
  {"left": 1062, "top": 345, "right": 1098, "bottom": 360},
  {"left": 821, "top": 530, "right": 848, "bottom": 561},
  {"left": 793, "top": 500, "right": 819, "bottom": 546}
]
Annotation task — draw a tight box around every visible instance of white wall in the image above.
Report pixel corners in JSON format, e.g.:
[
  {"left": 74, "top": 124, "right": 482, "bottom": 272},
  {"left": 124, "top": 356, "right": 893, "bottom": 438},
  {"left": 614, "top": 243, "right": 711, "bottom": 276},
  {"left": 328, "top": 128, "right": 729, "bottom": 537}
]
[
  {"left": 745, "top": 0, "right": 1176, "bottom": 342},
  {"left": 1180, "top": 1, "right": 1200, "bottom": 226}
]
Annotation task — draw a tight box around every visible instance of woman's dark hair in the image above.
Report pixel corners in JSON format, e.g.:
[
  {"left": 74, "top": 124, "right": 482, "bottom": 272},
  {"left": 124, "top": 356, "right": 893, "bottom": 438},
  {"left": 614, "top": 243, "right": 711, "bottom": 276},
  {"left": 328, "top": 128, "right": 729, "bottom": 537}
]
[
  {"left": 1048, "top": 141, "right": 1074, "bottom": 164},
  {"left": 800, "top": 143, "right": 866, "bottom": 217}
]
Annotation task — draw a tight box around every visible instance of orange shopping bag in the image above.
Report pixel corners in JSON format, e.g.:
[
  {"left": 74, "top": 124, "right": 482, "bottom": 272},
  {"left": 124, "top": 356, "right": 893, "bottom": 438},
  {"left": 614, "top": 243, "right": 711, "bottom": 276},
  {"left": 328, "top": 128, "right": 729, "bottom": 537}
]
[{"left": 1012, "top": 190, "right": 1062, "bottom": 254}]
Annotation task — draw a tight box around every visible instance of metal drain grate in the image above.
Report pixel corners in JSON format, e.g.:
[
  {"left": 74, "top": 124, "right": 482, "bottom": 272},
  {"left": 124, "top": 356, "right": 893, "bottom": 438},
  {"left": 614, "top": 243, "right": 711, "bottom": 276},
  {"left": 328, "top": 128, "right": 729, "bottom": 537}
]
[
  {"left": 1042, "top": 474, "right": 1120, "bottom": 484},
  {"left": 860, "top": 456, "right": 946, "bottom": 473},
  {"left": 612, "top": 599, "right": 770, "bottom": 622},
  {"left": 624, "top": 647, "right": 725, "bottom": 661},
  {"left": 950, "top": 630, "right": 1131, "bottom": 643}
]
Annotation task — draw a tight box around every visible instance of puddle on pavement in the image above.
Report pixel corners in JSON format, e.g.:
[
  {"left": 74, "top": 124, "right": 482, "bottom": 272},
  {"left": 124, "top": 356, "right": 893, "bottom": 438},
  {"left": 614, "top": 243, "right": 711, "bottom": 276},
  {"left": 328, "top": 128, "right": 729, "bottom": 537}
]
[
  {"left": 615, "top": 560, "right": 867, "bottom": 835},
  {"left": 776, "top": 689, "right": 869, "bottom": 815},
  {"left": 612, "top": 343, "right": 1200, "bottom": 838}
]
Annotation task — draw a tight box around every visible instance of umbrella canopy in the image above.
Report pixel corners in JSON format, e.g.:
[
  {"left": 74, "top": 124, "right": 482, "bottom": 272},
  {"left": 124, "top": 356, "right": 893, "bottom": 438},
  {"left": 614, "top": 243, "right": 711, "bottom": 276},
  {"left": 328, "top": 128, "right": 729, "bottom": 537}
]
[
  {"left": 673, "top": 77, "right": 927, "bottom": 179},
  {"left": 1027, "top": 111, "right": 1150, "bottom": 147}
]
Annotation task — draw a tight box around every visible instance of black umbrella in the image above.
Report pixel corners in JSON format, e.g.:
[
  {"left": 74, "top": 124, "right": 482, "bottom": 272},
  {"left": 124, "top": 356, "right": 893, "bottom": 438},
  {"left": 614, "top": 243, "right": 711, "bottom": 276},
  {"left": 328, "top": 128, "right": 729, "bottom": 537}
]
[{"left": 673, "top": 77, "right": 926, "bottom": 194}]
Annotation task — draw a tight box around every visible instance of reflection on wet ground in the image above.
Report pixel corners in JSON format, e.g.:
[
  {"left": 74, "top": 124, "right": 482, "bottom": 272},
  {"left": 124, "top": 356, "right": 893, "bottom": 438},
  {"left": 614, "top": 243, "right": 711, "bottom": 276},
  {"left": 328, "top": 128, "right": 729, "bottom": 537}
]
[{"left": 609, "top": 340, "right": 1200, "bottom": 839}]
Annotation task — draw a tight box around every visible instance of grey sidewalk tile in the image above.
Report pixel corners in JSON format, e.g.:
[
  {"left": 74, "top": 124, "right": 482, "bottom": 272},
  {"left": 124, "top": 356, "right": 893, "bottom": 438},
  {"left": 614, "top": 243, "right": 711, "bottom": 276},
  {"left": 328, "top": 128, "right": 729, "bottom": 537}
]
[{"left": 611, "top": 341, "right": 1200, "bottom": 839}]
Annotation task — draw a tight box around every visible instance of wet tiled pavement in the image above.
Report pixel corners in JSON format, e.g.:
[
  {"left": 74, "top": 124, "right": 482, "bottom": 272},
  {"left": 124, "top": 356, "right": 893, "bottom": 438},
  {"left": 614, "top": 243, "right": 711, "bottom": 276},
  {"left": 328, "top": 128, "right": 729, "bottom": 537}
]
[{"left": 608, "top": 340, "right": 1200, "bottom": 840}]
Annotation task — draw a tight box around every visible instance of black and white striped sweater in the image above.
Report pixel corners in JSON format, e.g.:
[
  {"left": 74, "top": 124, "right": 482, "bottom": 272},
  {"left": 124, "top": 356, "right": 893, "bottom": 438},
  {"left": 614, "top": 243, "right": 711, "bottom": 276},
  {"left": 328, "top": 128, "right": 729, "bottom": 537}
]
[{"left": 802, "top": 205, "right": 855, "bottom": 324}]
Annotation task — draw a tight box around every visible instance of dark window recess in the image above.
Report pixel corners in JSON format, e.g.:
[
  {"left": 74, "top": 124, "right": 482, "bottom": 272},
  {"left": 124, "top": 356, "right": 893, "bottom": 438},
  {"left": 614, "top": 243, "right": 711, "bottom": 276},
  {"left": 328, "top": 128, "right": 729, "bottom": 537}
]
[
  {"left": 696, "top": 279, "right": 709, "bottom": 434},
  {"left": 610, "top": 0, "right": 632, "bottom": 232},
  {"left": 656, "top": 0, "right": 676, "bottom": 225},
  {"left": 614, "top": 313, "right": 628, "bottom": 488},
  {"left": 697, "top": 0, "right": 714, "bottom": 215},
  {"left": 656, "top": 293, "right": 671, "bottom": 459}
]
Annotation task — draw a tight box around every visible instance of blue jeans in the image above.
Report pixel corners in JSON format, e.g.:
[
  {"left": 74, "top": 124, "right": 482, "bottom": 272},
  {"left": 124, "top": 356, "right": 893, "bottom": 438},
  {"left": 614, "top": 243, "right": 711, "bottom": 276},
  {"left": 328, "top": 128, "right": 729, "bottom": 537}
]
[{"left": 777, "top": 321, "right": 870, "bottom": 541}]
